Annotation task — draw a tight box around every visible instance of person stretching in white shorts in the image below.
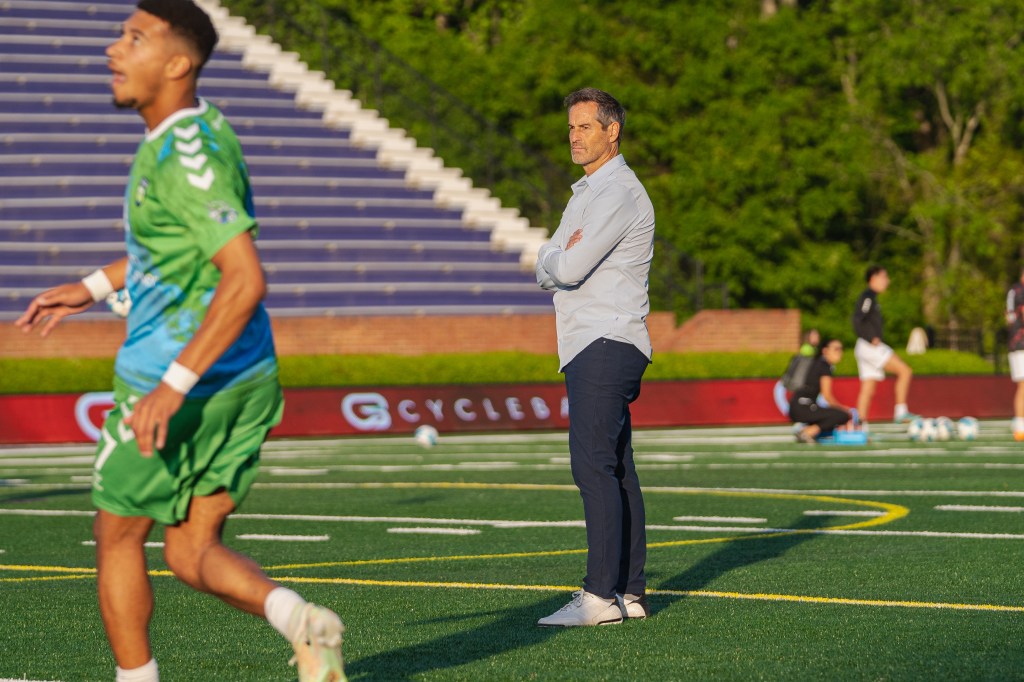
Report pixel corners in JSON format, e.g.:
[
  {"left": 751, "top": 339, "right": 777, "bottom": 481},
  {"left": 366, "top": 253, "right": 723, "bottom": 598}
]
[{"left": 852, "top": 265, "right": 917, "bottom": 424}]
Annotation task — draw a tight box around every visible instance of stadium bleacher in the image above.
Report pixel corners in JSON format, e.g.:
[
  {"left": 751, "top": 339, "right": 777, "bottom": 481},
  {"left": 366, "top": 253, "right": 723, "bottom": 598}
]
[{"left": 0, "top": 0, "right": 553, "bottom": 319}]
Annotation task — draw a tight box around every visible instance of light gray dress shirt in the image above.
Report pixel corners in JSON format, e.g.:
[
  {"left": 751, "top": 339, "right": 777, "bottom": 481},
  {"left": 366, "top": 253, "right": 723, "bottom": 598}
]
[{"left": 535, "top": 154, "right": 655, "bottom": 370}]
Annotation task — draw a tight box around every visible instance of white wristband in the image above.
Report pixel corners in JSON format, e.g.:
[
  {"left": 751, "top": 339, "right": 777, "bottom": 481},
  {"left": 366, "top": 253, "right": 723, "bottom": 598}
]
[
  {"left": 81, "top": 269, "right": 115, "bottom": 302},
  {"left": 161, "top": 361, "right": 200, "bottom": 395}
]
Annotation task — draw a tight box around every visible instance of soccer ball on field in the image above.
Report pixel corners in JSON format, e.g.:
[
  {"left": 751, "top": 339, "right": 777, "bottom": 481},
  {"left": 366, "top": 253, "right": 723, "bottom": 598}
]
[
  {"left": 913, "top": 418, "right": 937, "bottom": 442},
  {"left": 933, "top": 416, "right": 954, "bottom": 442},
  {"left": 414, "top": 424, "right": 439, "bottom": 449},
  {"left": 907, "top": 416, "right": 925, "bottom": 442},
  {"left": 957, "top": 416, "right": 979, "bottom": 441}
]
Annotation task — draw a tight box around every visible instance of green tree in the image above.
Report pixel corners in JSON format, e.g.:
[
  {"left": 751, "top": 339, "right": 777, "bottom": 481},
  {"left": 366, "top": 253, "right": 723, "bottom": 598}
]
[
  {"left": 835, "top": 0, "right": 1024, "bottom": 339},
  {"left": 223, "top": 0, "right": 1024, "bottom": 347}
]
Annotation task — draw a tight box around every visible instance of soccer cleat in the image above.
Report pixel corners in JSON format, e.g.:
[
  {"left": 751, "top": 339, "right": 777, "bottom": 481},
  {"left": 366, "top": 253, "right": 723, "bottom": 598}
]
[
  {"left": 1014, "top": 431, "right": 1024, "bottom": 442},
  {"left": 289, "top": 604, "right": 347, "bottom": 682},
  {"left": 616, "top": 593, "right": 650, "bottom": 619},
  {"left": 537, "top": 590, "right": 623, "bottom": 627},
  {"left": 894, "top": 411, "right": 921, "bottom": 424},
  {"left": 795, "top": 430, "right": 817, "bottom": 444}
]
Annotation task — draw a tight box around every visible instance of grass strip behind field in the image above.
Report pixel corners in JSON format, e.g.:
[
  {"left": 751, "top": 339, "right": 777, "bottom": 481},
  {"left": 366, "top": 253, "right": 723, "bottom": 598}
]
[{"left": 0, "top": 349, "right": 994, "bottom": 394}]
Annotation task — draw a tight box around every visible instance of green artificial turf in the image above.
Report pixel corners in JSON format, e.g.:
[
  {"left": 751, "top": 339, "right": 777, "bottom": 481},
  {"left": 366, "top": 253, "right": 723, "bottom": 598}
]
[{"left": 2, "top": 426, "right": 1024, "bottom": 680}]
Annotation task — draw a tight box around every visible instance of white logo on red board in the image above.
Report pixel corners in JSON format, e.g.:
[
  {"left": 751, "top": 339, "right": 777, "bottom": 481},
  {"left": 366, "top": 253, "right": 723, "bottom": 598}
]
[
  {"left": 341, "top": 392, "right": 392, "bottom": 431},
  {"left": 74, "top": 392, "right": 115, "bottom": 442}
]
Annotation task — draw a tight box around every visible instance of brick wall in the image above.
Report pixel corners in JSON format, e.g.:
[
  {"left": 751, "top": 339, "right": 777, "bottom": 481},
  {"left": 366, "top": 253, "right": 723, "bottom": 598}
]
[
  {"left": 0, "top": 309, "right": 800, "bottom": 358},
  {"left": 664, "top": 309, "right": 802, "bottom": 352}
]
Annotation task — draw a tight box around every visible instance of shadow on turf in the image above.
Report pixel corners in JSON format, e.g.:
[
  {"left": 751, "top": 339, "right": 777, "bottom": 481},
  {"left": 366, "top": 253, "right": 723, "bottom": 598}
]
[
  {"left": 346, "top": 516, "right": 830, "bottom": 678},
  {"left": 651, "top": 513, "right": 831, "bottom": 614},
  {"left": 344, "top": 594, "right": 574, "bottom": 680}
]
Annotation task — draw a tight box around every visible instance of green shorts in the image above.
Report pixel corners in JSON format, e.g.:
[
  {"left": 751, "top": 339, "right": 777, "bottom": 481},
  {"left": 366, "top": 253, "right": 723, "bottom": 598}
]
[{"left": 91, "top": 374, "right": 284, "bottom": 525}]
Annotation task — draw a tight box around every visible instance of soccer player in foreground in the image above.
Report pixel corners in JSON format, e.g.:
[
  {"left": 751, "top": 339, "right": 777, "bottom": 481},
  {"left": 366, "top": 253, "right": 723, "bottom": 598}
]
[
  {"left": 14, "top": 2, "right": 345, "bottom": 680},
  {"left": 535, "top": 88, "right": 655, "bottom": 626}
]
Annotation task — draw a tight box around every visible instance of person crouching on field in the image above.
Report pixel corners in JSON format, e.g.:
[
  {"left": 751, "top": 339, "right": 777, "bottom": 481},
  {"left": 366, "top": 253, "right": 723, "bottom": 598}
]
[{"left": 791, "top": 339, "right": 853, "bottom": 444}]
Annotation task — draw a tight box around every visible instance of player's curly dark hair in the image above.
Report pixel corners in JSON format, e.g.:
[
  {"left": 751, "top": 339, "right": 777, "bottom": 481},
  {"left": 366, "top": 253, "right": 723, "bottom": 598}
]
[
  {"left": 137, "top": 0, "right": 218, "bottom": 73},
  {"left": 564, "top": 87, "right": 626, "bottom": 139}
]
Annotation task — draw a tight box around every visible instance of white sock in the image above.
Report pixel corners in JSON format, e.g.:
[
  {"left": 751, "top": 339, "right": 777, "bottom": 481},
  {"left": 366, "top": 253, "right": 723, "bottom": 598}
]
[
  {"left": 894, "top": 403, "right": 908, "bottom": 418},
  {"left": 116, "top": 658, "right": 158, "bottom": 682},
  {"left": 1013, "top": 417, "right": 1024, "bottom": 433},
  {"left": 264, "top": 586, "right": 307, "bottom": 642}
]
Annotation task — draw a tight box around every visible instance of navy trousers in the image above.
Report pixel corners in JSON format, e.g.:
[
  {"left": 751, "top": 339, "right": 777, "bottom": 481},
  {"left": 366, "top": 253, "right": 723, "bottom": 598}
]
[{"left": 564, "top": 338, "right": 649, "bottom": 598}]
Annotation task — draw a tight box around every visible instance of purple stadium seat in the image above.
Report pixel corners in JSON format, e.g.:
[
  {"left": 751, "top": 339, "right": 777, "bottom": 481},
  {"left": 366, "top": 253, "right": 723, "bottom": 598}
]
[{"left": 0, "top": 1, "right": 547, "bottom": 318}]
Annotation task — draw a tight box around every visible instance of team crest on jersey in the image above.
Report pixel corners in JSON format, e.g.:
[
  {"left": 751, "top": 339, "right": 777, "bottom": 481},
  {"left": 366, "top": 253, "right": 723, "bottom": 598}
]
[
  {"left": 207, "top": 200, "right": 238, "bottom": 224},
  {"left": 134, "top": 178, "right": 150, "bottom": 206}
]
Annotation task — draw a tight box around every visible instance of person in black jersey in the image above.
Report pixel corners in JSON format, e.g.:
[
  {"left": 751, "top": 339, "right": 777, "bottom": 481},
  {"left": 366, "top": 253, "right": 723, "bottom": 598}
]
[
  {"left": 1006, "top": 268, "right": 1024, "bottom": 440},
  {"left": 790, "top": 338, "right": 853, "bottom": 443},
  {"left": 852, "top": 265, "right": 917, "bottom": 424}
]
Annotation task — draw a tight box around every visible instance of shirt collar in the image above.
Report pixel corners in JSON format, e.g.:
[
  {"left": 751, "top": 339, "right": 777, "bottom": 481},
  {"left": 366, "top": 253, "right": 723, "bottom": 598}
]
[
  {"left": 145, "top": 98, "right": 209, "bottom": 142},
  {"left": 573, "top": 154, "right": 626, "bottom": 193}
]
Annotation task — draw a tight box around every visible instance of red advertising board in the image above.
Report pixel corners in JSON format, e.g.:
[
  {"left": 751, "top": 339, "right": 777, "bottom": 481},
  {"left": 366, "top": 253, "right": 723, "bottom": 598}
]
[{"left": 0, "top": 376, "right": 1014, "bottom": 445}]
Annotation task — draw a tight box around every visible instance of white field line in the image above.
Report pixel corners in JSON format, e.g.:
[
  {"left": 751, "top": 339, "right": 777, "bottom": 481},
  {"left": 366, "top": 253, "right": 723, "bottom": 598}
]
[
  {"left": 0, "top": 456, "right": 93, "bottom": 466},
  {"left": 703, "top": 462, "right": 1024, "bottom": 470},
  {"left": 637, "top": 454, "right": 695, "bottom": 462},
  {"left": 0, "top": 484, "right": 89, "bottom": 490},
  {"left": 644, "top": 485, "right": 1024, "bottom": 499},
  {"left": 3, "top": 507, "right": 1022, "bottom": 541},
  {"left": 0, "top": 509, "right": 94, "bottom": 516},
  {"left": 673, "top": 515, "right": 767, "bottom": 523},
  {"left": 8, "top": 459, "right": 1024, "bottom": 477},
  {"left": 81, "top": 540, "right": 163, "bottom": 548},
  {"left": 8, "top": 477, "right": 1024, "bottom": 499},
  {"left": 662, "top": 526, "right": 1024, "bottom": 540},
  {"left": 0, "top": 445, "right": 93, "bottom": 456},
  {"left": 263, "top": 450, "right": 571, "bottom": 461},
  {"left": 236, "top": 534, "right": 329, "bottom": 542},
  {"left": 280, "top": 463, "right": 561, "bottom": 472},
  {"left": 935, "top": 504, "right": 1024, "bottom": 513},
  {"left": 386, "top": 528, "right": 481, "bottom": 536},
  {"left": 804, "top": 510, "right": 886, "bottom": 517},
  {"left": 262, "top": 452, "right": 424, "bottom": 461},
  {"left": 0, "top": 469, "right": 90, "bottom": 477},
  {"left": 266, "top": 468, "right": 331, "bottom": 476},
  {"left": 0, "top": 678, "right": 62, "bottom": 682}
]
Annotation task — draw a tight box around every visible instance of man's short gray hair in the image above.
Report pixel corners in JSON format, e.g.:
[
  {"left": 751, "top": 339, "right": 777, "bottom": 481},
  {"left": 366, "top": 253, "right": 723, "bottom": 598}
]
[{"left": 564, "top": 87, "right": 626, "bottom": 136}]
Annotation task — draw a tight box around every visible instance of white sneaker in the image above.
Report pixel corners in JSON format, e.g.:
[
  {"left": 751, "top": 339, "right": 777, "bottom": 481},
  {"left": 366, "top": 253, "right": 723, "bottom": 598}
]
[
  {"left": 537, "top": 590, "right": 623, "bottom": 627},
  {"left": 616, "top": 592, "right": 650, "bottom": 619},
  {"left": 289, "top": 604, "right": 347, "bottom": 682}
]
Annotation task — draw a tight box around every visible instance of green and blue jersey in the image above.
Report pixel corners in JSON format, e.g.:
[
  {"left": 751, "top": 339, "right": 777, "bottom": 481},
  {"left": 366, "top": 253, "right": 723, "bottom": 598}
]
[{"left": 116, "top": 99, "right": 276, "bottom": 397}]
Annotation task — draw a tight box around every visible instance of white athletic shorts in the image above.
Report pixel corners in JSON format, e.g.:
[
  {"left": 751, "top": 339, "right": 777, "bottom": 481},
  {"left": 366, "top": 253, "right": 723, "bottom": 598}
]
[
  {"left": 854, "top": 337, "right": 894, "bottom": 381},
  {"left": 1010, "top": 351, "right": 1024, "bottom": 382}
]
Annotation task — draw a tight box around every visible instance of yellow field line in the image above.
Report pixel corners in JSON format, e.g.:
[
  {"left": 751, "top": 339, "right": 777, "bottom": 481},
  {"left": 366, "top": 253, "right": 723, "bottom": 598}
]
[
  {"left": 0, "top": 563, "right": 96, "bottom": 573},
  {"left": 272, "top": 576, "right": 1024, "bottom": 613},
  {"left": 3, "top": 568, "right": 1019, "bottom": 612},
  {"left": 0, "top": 574, "right": 95, "bottom": 583}
]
